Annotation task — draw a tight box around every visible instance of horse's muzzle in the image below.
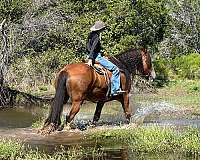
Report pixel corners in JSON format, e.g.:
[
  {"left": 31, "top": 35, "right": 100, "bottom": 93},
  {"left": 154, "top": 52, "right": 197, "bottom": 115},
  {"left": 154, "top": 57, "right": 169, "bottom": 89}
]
[{"left": 149, "top": 67, "right": 156, "bottom": 82}]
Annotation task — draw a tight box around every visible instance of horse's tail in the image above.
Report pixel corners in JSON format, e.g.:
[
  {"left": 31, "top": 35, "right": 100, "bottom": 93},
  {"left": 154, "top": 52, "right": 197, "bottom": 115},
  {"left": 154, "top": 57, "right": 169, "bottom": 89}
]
[{"left": 44, "top": 71, "right": 68, "bottom": 127}]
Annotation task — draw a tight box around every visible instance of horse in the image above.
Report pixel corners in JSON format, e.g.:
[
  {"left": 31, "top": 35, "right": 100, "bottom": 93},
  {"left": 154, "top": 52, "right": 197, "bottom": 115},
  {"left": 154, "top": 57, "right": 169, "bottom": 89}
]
[{"left": 39, "top": 48, "right": 156, "bottom": 134}]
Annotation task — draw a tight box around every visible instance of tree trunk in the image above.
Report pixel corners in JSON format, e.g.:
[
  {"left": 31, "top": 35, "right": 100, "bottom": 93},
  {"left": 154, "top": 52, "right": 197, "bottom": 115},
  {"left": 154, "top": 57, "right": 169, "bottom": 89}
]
[{"left": 0, "top": 19, "right": 8, "bottom": 87}]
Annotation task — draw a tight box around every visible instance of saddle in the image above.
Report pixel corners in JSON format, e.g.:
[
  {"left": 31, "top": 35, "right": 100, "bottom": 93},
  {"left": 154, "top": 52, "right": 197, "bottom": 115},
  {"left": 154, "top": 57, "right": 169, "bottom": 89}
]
[
  {"left": 83, "top": 59, "right": 111, "bottom": 97},
  {"left": 92, "top": 64, "right": 111, "bottom": 97},
  {"left": 82, "top": 59, "right": 110, "bottom": 75},
  {"left": 92, "top": 64, "right": 107, "bottom": 75}
]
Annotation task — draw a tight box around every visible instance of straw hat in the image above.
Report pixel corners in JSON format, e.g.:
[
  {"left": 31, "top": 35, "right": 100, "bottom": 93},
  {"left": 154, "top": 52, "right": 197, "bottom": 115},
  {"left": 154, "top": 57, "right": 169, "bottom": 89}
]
[{"left": 90, "top": 21, "right": 106, "bottom": 31}]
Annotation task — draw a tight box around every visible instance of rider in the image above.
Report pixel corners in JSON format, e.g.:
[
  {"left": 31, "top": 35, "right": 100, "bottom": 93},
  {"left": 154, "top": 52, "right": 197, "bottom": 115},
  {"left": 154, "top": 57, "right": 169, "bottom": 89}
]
[{"left": 86, "top": 20, "right": 125, "bottom": 96}]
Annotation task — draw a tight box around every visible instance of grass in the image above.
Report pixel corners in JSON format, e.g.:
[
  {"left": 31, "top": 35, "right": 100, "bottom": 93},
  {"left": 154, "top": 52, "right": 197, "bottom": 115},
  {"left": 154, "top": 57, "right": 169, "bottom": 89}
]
[
  {"left": 89, "top": 126, "right": 200, "bottom": 155},
  {"left": 0, "top": 139, "right": 23, "bottom": 159},
  {"left": 1, "top": 127, "right": 199, "bottom": 159},
  {"left": 134, "top": 79, "right": 200, "bottom": 111},
  {"left": 0, "top": 139, "right": 103, "bottom": 160}
]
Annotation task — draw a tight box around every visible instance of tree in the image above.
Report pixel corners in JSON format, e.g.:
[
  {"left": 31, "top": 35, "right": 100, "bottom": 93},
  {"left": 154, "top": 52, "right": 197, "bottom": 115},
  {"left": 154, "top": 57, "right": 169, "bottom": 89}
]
[
  {"left": 0, "top": 0, "right": 169, "bottom": 94},
  {"left": 0, "top": 19, "right": 8, "bottom": 86},
  {"left": 159, "top": 0, "right": 200, "bottom": 57}
]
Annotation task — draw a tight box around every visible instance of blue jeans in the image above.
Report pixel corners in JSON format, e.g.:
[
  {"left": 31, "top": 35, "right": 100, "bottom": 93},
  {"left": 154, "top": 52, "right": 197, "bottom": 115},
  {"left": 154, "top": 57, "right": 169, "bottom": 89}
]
[{"left": 95, "top": 53, "right": 121, "bottom": 94}]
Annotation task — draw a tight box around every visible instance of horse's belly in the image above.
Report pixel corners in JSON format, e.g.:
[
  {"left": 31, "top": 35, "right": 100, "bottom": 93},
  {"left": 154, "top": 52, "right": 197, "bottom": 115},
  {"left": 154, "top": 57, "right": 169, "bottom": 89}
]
[{"left": 86, "top": 88, "right": 108, "bottom": 102}]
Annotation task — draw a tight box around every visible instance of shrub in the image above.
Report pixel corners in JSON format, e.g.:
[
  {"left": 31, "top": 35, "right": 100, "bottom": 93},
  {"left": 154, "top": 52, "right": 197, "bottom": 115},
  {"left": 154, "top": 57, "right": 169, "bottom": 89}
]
[
  {"left": 172, "top": 54, "right": 200, "bottom": 79},
  {"left": 152, "top": 57, "right": 172, "bottom": 86}
]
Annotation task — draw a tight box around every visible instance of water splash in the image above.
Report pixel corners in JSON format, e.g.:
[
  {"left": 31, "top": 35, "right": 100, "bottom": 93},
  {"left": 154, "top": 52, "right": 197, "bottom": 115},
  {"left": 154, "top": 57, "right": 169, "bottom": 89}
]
[
  {"left": 62, "top": 101, "right": 194, "bottom": 130},
  {"left": 132, "top": 101, "right": 181, "bottom": 124}
]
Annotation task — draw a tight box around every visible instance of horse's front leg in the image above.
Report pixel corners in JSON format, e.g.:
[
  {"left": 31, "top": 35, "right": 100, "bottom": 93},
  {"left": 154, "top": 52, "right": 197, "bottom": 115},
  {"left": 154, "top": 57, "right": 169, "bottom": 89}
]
[
  {"left": 92, "top": 101, "right": 105, "bottom": 125},
  {"left": 120, "top": 93, "right": 132, "bottom": 123}
]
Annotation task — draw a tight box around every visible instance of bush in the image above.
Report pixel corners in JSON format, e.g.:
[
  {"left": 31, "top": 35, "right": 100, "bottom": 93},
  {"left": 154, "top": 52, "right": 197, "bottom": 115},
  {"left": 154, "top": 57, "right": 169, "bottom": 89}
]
[
  {"left": 153, "top": 53, "right": 200, "bottom": 86},
  {"left": 152, "top": 57, "right": 172, "bottom": 86},
  {"left": 6, "top": 48, "right": 79, "bottom": 92},
  {"left": 172, "top": 54, "right": 200, "bottom": 79},
  {"left": 0, "top": 0, "right": 31, "bottom": 22}
]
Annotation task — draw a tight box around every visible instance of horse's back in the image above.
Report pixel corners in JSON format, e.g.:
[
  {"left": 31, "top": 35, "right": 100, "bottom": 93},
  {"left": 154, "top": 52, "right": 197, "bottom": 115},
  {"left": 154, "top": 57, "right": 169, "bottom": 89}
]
[
  {"left": 61, "top": 63, "right": 91, "bottom": 75},
  {"left": 60, "top": 63, "right": 95, "bottom": 83}
]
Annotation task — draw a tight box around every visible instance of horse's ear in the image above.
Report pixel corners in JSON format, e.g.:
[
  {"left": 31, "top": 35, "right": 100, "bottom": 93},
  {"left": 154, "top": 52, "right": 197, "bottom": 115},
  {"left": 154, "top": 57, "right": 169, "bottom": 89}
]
[
  {"left": 141, "top": 48, "right": 148, "bottom": 55},
  {"left": 141, "top": 48, "right": 152, "bottom": 63},
  {"left": 141, "top": 48, "right": 150, "bottom": 63},
  {"left": 82, "top": 59, "right": 86, "bottom": 63}
]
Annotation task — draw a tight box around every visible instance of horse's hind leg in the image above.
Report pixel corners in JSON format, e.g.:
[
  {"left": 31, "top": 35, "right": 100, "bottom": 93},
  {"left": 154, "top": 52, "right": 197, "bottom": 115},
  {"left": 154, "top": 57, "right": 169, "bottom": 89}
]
[
  {"left": 57, "top": 94, "right": 70, "bottom": 131},
  {"left": 92, "top": 101, "right": 105, "bottom": 125},
  {"left": 65, "top": 100, "right": 82, "bottom": 129},
  {"left": 120, "top": 93, "right": 132, "bottom": 123}
]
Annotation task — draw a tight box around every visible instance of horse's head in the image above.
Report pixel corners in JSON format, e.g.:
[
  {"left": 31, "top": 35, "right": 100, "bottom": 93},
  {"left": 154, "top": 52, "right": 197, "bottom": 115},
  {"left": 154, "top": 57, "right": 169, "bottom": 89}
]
[
  {"left": 111, "top": 48, "right": 156, "bottom": 81},
  {"left": 137, "top": 48, "right": 156, "bottom": 81}
]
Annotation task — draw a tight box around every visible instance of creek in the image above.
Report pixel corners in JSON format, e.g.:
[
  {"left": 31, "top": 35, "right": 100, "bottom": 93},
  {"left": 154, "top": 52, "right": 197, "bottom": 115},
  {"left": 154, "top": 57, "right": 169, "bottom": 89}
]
[{"left": 0, "top": 101, "right": 199, "bottom": 160}]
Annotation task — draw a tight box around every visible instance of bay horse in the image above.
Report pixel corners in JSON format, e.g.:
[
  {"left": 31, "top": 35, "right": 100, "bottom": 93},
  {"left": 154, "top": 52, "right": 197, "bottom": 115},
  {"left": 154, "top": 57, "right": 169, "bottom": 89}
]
[{"left": 40, "top": 48, "right": 156, "bottom": 134}]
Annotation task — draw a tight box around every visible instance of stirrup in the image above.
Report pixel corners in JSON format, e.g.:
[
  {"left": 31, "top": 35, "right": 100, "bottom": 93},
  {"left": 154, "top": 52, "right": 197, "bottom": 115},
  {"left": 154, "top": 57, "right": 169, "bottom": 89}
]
[
  {"left": 117, "top": 90, "right": 126, "bottom": 94},
  {"left": 112, "top": 90, "right": 126, "bottom": 96}
]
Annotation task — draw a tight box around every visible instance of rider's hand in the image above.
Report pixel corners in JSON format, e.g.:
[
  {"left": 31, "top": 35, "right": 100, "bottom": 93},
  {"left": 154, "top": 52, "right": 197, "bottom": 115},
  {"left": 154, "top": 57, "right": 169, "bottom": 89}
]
[{"left": 87, "top": 59, "right": 93, "bottom": 66}]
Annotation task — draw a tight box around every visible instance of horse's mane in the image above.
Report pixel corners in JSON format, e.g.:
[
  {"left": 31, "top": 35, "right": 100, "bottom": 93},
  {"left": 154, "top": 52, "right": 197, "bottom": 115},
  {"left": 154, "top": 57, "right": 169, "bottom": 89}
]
[{"left": 109, "top": 48, "right": 141, "bottom": 75}]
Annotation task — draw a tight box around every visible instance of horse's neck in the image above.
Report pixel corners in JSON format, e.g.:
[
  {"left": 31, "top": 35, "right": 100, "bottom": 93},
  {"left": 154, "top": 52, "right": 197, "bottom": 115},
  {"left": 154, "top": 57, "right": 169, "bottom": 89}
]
[
  {"left": 113, "top": 49, "right": 141, "bottom": 74},
  {"left": 109, "top": 56, "right": 126, "bottom": 70}
]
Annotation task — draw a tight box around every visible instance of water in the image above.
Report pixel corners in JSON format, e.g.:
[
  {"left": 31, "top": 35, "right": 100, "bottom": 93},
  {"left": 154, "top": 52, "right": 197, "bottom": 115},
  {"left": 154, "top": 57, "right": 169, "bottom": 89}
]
[
  {"left": 0, "top": 102, "right": 199, "bottom": 159},
  {"left": 132, "top": 101, "right": 192, "bottom": 124},
  {"left": 0, "top": 107, "right": 40, "bottom": 128}
]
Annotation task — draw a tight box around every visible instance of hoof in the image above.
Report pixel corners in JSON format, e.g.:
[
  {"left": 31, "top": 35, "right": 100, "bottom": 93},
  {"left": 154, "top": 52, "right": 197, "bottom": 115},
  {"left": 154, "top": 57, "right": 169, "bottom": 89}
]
[
  {"left": 69, "top": 122, "right": 77, "bottom": 129},
  {"left": 57, "top": 124, "right": 64, "bottom": 131},
  {"left": 38, "top": 123, "right": 57, "bottom": 135},
  {"left": 63, "top": 124, "right": 71, "bottom": 131},
  {"left": 89, "top": 121, "right": 97, "bottom": 128},
  {"left": 62, "top": 122, "right": 76, "bottom": 131}
]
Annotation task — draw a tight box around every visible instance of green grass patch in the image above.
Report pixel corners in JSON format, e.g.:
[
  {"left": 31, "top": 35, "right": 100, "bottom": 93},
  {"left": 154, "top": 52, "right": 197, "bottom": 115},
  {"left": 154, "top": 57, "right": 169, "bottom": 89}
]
[
  {"left": 166, "top": 79, "right": 200, "bottom": 93},
  {"left": 32, "top": 118, "right": 45, "bottom": 128},
  {"left": 0, "top": 139, "right": 23, "bottom": 159},
  {"left": 89, "top": 126, "right": 200, "bottom": 155},
  {"left": 0, "top": 139, "right": 103, "bottom": 160},
  {"left": 133, "top": 79, "right": 200, "bottom": 111}
]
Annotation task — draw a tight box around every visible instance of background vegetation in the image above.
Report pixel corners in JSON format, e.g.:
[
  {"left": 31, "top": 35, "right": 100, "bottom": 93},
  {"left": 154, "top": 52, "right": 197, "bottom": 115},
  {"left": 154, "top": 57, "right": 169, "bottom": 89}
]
[{"left": 0, "top": 0, "right": 199, "bottom": 93}]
